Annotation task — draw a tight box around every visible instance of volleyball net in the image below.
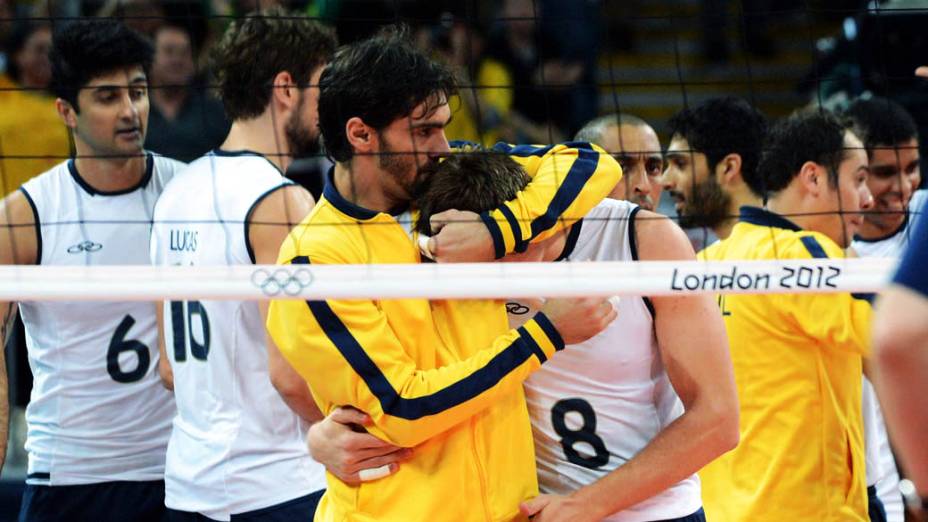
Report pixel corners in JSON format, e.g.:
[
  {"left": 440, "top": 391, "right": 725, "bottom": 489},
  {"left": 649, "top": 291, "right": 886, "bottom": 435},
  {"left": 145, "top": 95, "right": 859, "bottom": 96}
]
[{"left": 0, "top": 1, "right": 925, "bottom": 304}]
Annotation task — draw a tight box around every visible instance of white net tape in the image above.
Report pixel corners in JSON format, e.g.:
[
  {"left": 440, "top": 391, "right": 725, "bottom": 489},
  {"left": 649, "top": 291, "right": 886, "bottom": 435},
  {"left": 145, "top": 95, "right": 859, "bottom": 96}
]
[{"left": 0, "top": 258, "right": 894, "bottom": 301}]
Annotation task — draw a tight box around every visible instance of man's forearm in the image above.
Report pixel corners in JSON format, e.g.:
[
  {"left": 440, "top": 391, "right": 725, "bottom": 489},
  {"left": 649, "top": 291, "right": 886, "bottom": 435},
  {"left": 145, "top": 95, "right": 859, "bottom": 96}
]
[{"left": 571, "top": 404, "right": 737, "bottom": 519}]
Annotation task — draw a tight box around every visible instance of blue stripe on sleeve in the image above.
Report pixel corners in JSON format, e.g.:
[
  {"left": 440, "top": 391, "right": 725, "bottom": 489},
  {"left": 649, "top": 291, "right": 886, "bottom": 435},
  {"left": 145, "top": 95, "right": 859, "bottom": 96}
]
[
  {"left": 292, "top": 256, "right": 539, "bottom": 420},
  {"left": 479, "top": 211, "right": 506, "bottom": 259},
  {"left": 800, "top": 236, "right": 829, "bottom": 259},
  {"left": 517, "top": 327, "right": 547, "bottom": 363},
  {"left": 526, "top": 144, "right": 600, "bottom": 241},
  {"left": 449, "top": 139, "right": 480, "bottom": 150},
  {"left": 533, "top": 311, "right": 565, "bottom": 351},
  {"left": 498, "top": 204, "right": 526, "bottom": 253}
]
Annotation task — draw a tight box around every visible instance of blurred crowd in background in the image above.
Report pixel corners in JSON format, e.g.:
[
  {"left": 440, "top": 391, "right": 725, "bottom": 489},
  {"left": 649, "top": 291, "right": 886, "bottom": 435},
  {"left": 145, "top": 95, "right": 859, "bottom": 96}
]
[{"left": 2, "top": 0, "right": 924, "bottom": 201}]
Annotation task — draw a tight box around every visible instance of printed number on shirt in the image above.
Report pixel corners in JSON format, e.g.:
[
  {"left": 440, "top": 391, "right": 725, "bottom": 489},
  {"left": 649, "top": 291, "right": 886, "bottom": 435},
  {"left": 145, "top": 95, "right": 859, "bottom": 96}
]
[
  {"left": 170, "top": 300, "right": 211, "bottom": 362},
  {"left": 551, "top": 398, "right": 610, "bottom": 469},
  {"left": 107, "top": 314, "right": 151, "bottom": 383}
]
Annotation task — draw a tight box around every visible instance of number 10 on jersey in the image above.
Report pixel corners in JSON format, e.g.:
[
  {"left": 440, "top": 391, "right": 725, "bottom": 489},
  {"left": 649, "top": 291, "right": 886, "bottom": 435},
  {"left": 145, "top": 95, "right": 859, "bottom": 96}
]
[{"left": 170, "top": 300, "right": 211, "bottom": 362}]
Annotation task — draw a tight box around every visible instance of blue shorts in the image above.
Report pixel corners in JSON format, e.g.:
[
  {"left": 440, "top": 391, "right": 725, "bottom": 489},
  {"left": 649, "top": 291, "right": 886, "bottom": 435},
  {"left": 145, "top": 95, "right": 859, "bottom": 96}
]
[
  {"left": 654, "top": 508, "right": 706, "bottom": 522},
  {"left": 166, "top": 490, "right": 325, "bottom": 522},
  {"left": 18, "top": 480, "right": 165, "bottom": 522},
  {"left": 868, "top": 485, "right": 887, "bottom": 522}
]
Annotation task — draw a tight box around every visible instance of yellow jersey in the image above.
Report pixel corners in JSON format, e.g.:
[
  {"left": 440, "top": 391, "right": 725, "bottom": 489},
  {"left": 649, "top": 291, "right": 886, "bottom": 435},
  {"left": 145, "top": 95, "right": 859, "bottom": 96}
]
[
  {"left": 0, "top": 74, "right": 71, "bottom": 195},
  {"left": 698, "top": 206, "right": 870, "bottom": 521},
  {"left": 267, "top": 142, "right": 621, "bottom": 522}
]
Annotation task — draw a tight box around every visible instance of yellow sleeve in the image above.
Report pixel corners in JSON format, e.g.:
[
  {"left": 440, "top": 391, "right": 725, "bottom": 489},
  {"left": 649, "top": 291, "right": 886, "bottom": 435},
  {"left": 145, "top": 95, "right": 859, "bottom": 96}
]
[
  {"left": 479, "top": 142, "right": 622, "bottom": 258},
  {"left": 789, "top": 234, "right": 872, "bottom": 355},
  {"left": 266, "top": 254, "right": 565, "bottom": 448}
]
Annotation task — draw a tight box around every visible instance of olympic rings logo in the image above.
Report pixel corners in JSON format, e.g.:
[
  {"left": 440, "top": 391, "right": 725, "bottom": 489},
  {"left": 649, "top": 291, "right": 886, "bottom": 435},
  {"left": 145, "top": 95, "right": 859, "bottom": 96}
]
[
  {"left": 67, "top": 240, "right": 103, "bottom": 254},
  {"left": 251, "top": 267, "right": 314, "bottom": 296}
]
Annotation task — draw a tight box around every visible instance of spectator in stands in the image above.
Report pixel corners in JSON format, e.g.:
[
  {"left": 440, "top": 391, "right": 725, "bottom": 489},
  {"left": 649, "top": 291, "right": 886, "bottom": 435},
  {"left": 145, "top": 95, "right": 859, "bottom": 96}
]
[
  {"left": 144, "top": 22, "right": 229, "bottom": 163},
  {"left": 0, "top": 19, "right": 70, "bottom": 195},
  {"left": 487, "top": 0, "right": 582, "bottom": 143},
  {"left": 424, "top": 18, "right": 513, "bottom": 145}
]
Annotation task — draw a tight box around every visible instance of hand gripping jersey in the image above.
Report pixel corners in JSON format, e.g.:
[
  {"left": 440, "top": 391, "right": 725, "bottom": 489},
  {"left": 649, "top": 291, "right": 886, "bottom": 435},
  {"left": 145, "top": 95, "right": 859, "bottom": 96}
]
[
  {"left": 17, "top": 154, "right": 181, "bottom": 485},
  {"left": 150, "top": 150, "right": 325, "bottom": 521},
  {"left": 518, "top": 199, "right": 701, "bottom": 522}
]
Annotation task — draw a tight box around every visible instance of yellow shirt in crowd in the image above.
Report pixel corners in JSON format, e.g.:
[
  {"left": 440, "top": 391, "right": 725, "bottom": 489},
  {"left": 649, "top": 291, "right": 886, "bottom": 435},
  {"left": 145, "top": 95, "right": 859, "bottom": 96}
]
[
  {"left": 0, "top": 73, "right": 70, "bottom": 195},
  {"left": 699, "top": 206, "right": 870, "bottom": 522},
  {"left": 267, "top": 142, "right": 621, "bottom": 522}
]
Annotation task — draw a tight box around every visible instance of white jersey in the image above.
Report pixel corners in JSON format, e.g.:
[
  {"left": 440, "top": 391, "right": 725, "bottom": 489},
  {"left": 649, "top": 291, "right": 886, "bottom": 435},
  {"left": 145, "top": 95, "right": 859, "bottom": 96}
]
[
  {"left": 849, "top": 191, "right": 924, "bottom": 522},
  {"left": 17, "top": 154, "right": 180, "bottom": 485},
  {"left": 518, "top": 199, "right": 702, "bottom": 522},
  {"left": 851, "top": 189, "right": 927, "bottom": 258},
  {"left": 150, "top": 150, "right": 325, "bottom": 521}
]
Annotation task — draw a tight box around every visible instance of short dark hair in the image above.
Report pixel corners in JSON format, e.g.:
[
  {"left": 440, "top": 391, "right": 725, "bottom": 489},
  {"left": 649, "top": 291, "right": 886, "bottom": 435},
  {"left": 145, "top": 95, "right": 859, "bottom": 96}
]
[
  {"left": 667, "top": 97, "right": 768, "bottom": 195},
  {"left": 319, "top": 26, "right": 457, "bottom": 163},
  {"left": 211, "top": 8, "right": 336, "bottom": 121},
  {"left": 574, "top": 113, "right": 650, "bottom": 143},
  {"left": 414, "top": 147, "right": 529, "bottom": 235},
  {"left": 50, "top": 19, "right": 154, "bottom": 111},
  {"left": 755, "top": 111, "right": 851, "bottom": 195},
  {"left": 842, "top": 96, "right": 918, "bottom": 154}
]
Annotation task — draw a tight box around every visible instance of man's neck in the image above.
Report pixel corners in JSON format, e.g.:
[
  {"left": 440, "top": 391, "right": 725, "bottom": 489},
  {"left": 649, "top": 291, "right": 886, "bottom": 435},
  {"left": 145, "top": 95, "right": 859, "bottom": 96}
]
[
  {"left": 220, "top": 113, "right": 289, "bottom": 173},
  {"left": 714, "top": 184, "right": 763, "bottom": 239},
  {"left": 766, "top": 191, "right": 811, "bottom": 231},
  {"left": 72, "top": 144, "right": 147, "bottom": 193},
  {"left": 333, "top": 161, "right": 401, "bottom": 214},
  {"left": 856, "top": 216, "right": 905, "bottom": 241}
]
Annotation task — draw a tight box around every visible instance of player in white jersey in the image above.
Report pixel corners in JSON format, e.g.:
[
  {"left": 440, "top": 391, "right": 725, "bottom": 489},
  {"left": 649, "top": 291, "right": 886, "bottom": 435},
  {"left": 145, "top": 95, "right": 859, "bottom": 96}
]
[
  {"left": 149, "top": 10, "right": 335, "bottom": 521},
  {"left": 0, "top": 19, "right": 180, "bottom": 522},
  {"left": 844, "top": 96, "right": 922, "bottom": 522},
  {"left": 415, "top": 150, "right": 738, "bottom": 521}
]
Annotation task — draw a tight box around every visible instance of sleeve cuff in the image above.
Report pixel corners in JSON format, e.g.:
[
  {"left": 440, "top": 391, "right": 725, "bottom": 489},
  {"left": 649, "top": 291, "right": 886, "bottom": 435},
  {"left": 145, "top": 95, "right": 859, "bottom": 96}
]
[
  {"left": 521, "top": 312, "right": 566, "bottom": 362},
  {"left": 479, "top": 211, "right": 507, "bottom": 260}
]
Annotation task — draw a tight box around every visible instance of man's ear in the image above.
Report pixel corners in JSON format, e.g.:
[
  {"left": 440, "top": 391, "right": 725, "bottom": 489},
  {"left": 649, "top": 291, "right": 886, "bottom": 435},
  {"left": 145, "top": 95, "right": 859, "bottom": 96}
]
[
  {"left": 797, "top": 161, "right": 825, "bottom": 197},
  {"left": 271, "top": 70, "right": 298, "bottom": 113},
  {"left": 55, "top": 98, "right": 77, "bottom": 129},
  {"left": 345, "top": 117, "right": 375, "bottom": 154},
  {"left": 716, "top": 153, "right": 743, "bottom": 186}
]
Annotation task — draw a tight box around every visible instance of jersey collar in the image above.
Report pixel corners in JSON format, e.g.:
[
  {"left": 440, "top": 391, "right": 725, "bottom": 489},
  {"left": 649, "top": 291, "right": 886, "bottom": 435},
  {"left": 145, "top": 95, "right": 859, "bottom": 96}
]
[
  {"left": 739, "top": 206, "right": 802, "bottom": 231},
  {"left": 323, "top": 166, "right": 381, "bottom": 220},
  {"left": 68, "top": 153, "right": 153, "bottom": 197}
]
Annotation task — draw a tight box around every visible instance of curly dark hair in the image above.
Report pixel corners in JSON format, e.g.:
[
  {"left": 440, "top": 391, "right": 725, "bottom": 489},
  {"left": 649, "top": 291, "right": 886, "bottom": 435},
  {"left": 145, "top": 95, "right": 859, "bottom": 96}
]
[
  {"left": 318, "top": 26, "right": 457, "bottom": 163},
  {"left": 667, "top": 97, "right": 768, "bottom": 196},
  {"left": 50, "top": 19, "right": 153, "bottom": 111},
  {"left": 842, "top": 96, "right": 918, "bottom": 154},
  {"left": 414, "top": 147, "right": 529, "bottom": 235},
  {"left": 755, "top": 110, "right": 851, "bottom": 195},
  {"left": 211, "top": 7, "right": 336, "bottom": 121}
]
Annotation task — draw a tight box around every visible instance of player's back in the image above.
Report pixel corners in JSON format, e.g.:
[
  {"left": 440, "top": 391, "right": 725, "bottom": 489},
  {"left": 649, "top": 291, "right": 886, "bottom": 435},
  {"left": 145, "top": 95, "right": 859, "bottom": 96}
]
[
  {"left": 17, "top": 154, "right": 181, "bottom": 485},
  {"left": 521, "top": 199, "right": 701, "bottom": 522},
  {"left": 150, "top": 150, "right": 324, "bottom": 519},
  {"left": 699, "top": 206, "right": 869, "bottom": 521}
]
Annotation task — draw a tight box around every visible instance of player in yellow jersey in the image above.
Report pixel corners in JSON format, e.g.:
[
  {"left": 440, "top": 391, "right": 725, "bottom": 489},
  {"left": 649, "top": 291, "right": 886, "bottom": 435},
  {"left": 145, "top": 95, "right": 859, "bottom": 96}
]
[
  {"left": 699, "top": 110, "right": 874, "bottom": 521},
  {"left": 266, "top": 28, "right": 621, "bottom": 522}
]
